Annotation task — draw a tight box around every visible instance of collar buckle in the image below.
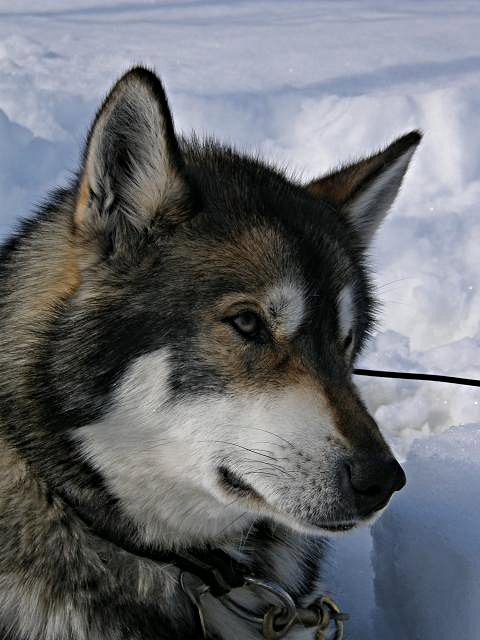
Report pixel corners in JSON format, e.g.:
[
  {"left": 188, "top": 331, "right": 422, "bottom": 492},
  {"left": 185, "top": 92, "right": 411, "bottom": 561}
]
[{"left": 179, "top": 557, "right": 348, "bottom": 640}]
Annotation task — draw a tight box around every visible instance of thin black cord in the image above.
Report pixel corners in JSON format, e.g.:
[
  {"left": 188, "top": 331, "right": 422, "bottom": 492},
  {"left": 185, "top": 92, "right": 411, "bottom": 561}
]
[{"left": 353, "top": 368, "right": 480, "bottom": 388}]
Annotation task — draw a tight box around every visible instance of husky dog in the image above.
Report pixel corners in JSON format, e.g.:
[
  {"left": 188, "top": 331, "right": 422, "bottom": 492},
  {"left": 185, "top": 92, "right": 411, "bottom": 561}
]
[{"left": 0, "top": 67, "right": 420, "bottom": 639}]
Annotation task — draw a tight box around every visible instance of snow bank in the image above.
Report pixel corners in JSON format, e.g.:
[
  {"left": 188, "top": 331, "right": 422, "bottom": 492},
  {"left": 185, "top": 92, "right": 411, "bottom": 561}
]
[
  {"left": 0, "top": 108, "right": 76, "bottom": 237},
  {"left": 323, "top": 527, "right": 376, "bottom": 640},
  {"left": 372, "top": 424, "right": 480, "bottom": 639},
  {"left": 358, "top": 332, "right": 480, "bottom": 459}
]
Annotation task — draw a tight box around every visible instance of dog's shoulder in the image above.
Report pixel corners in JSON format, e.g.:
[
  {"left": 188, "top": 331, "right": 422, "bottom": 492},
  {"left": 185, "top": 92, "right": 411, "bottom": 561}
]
[{"left": 0, "top": 435, "right": 195, "bottom": 640}]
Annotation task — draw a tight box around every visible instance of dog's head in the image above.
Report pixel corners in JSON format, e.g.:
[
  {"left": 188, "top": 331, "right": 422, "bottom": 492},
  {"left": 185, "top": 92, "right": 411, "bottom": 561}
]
[{"left": 62, "top": 68, "right": 420, "bottom": 545}]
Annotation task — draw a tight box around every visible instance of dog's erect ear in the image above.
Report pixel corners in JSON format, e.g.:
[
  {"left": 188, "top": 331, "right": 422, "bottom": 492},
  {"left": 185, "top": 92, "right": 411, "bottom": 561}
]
[
  {"left": 75, "top": 66, "right": 193, "bottom": 256},
  {"left": 307, "top": 131, "right": 421, "bottom": 244}
]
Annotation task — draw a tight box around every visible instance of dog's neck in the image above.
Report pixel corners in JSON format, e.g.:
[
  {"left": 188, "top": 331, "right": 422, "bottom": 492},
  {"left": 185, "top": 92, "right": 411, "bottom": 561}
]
[{"left": 57, "top": 468, "right": 257, "bottom": 553}]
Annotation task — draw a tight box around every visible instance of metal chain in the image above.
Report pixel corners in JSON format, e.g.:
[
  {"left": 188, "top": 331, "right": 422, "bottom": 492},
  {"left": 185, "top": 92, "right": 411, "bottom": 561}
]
[
  {"left": 311, "top": 595, "right": 349, "bottom": 640},
  {"left": 181, "top": 571, "right": 349, "bottom": 640},
  {"left": 262, "top": 594, "right": 348, "bottom": 640}
]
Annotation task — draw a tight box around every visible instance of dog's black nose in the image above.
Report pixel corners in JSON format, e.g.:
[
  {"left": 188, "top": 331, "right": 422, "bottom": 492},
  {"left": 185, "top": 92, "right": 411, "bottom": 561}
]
[{"left": 347, "top": 457, "right": 406, "bottom": 516}]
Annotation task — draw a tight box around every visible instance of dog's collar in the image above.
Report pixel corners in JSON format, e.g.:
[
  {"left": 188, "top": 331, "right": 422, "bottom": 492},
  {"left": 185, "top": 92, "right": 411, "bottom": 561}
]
[
  {"left": 64, "top": 498, "right": 347, "bottom": 638},
  {"left": 107, "top": 537, "right": 248, "bottom": 597},
  {"left": 96, "top": 531, "right": 348, "bottom": 639},
  {"left": 98, "top": 532, "right": 348, "bottom": 638},
  {"left": 181, "top": 570, "right": 348, "bottom": 640}
]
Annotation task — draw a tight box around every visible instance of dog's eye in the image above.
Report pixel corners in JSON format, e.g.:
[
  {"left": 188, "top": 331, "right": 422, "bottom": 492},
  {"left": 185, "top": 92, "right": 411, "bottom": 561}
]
[
  {"left": 227, "top": 311, "right": 266, "bottom": 341},
  {"left": 343, "top": 330, "right": 353, "bottom": 351}
]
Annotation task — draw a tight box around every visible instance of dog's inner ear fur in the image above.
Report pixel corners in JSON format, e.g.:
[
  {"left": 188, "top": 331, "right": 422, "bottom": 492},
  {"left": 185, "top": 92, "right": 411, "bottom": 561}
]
[
  {"left": 75, "top": 67, "right": 193, "bottom": 256},
  {"left": 307, "top": 131, "right": 422, "bottom": 244}
]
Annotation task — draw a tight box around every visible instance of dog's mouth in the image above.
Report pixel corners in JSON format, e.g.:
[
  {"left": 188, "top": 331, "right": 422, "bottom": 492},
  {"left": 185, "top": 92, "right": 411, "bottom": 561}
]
[
  {"left": 217, "top": 466, "right": 359, "bottom": 533},
  {"left": 319, "top": 522, "right": 356, "bottom": 533},
  {"left": 217, "top": 466, "right": 265, "bottom": 502}
]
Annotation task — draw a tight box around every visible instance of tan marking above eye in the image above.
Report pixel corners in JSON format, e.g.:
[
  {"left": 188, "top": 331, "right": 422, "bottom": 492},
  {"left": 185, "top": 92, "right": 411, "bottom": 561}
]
[{"left": 265, "top": 282, "right": 305, "bottom": 339}]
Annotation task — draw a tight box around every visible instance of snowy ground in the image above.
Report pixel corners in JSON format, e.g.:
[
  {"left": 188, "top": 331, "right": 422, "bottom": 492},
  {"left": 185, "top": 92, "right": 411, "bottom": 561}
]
[{"left": 1, "top": 2, "right": 479, "bottom": 638}]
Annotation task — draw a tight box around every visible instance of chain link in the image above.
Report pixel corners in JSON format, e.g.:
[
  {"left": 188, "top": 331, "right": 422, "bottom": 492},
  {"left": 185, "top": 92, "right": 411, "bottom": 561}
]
[
  {"left": 180, "top": 571, "right": 348, "bottom": 640},
  {"left": 262, "top": 594, "right": 348, "bottom": 640}
]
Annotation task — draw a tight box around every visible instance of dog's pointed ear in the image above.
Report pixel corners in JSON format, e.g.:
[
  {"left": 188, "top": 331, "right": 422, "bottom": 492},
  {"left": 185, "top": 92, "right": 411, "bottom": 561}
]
[
  {"left": 307, "top": 131, "right": 421, "bottom": 244},
  {"left": 75, "top": 66, "right": 193, "bottom": 257}
]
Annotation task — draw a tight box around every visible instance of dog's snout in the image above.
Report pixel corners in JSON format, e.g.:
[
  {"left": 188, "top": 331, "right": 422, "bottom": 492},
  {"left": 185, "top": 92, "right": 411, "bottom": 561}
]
[{"left": 346, "top": 457, "right": 406, "bottom": 516}]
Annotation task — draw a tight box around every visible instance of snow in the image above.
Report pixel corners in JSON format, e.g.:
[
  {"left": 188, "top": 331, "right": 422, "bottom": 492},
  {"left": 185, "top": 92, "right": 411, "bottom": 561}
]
[
  {"left": 0, "top": 1, "right": 479, "bottom": 638},
  {"left": 373, "top": 424, "right": 480, "bottom": 639}
]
